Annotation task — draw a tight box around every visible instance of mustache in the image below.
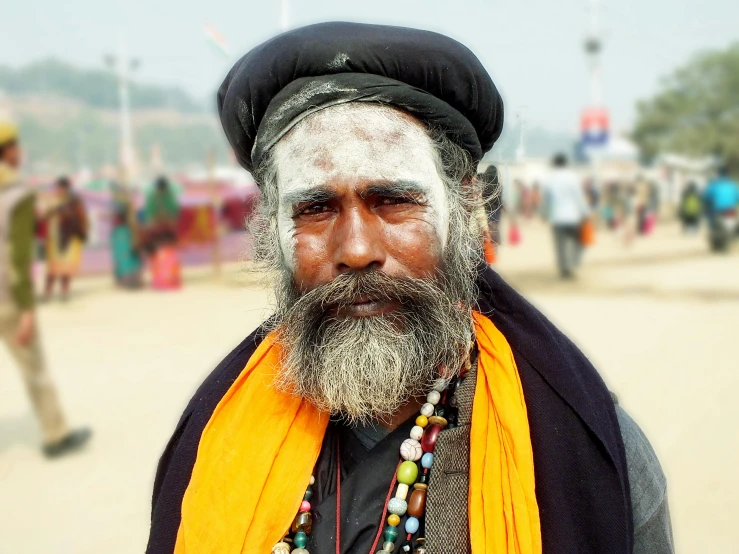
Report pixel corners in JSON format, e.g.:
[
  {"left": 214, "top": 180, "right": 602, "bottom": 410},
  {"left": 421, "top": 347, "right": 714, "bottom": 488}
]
[{"left": 291, "top": 271, "right": 444, "bottom": 318}]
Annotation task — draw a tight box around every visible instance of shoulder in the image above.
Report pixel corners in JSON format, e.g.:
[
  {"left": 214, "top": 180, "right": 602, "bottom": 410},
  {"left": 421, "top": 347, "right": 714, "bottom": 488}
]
[
  {"left": 614, "top": 405, "right": 668, "bottom": 528},
  {"left": 178, "top": 324, "right": 270, "bottom": 423}
]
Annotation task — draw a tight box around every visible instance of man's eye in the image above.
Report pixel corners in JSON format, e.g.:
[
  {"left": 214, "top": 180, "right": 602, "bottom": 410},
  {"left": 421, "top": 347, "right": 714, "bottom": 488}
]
[
  {"left": 378, "top": 196, "right": 411, "bottom": 206},
  {"left": 295, "top": 203, "right": 331, "bottom": 216}
]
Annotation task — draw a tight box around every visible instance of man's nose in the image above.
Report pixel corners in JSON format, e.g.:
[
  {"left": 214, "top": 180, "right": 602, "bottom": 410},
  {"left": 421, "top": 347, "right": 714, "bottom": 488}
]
[{"left": 332, "top": 208, "right": 386, "bottom": 275}]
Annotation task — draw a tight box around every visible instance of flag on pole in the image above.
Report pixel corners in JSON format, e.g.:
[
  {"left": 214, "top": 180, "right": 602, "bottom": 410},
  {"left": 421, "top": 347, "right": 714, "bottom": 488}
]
[{"left": 204, "top": 23, "right": 230, "bottom": 58}]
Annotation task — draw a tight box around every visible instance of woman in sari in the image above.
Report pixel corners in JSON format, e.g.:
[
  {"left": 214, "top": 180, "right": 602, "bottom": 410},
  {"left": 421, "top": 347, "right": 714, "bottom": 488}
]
[{"left": 110, "top": 182, "right": 143, "bottom": 289}]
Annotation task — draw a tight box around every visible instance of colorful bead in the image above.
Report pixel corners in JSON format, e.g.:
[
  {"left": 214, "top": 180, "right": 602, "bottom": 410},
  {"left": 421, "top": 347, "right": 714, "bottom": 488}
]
[
  {"left": 400, "top": 438, "right": 423, "bottom": 461},
  {"left": 291, "top": 511, "right": 313, "bottom": 534},
  {"left": 293, "top": 550, "right": 309, "bottom": 554},
  {"left": 420, "top": 403, "right": 434, "bottom": 417},
  {"left": 410, "top": 425, "right": 424, "bottom": 440},
  {"left": 426, "top": 390, "right": 441, "bottom": 405},
  {"left": 271, "top": 542, "right": 290, "bottom": 554},
  {"left": 427, "top": 415, "right": 448, "bottom": 428},
  {"left": 405, "top": 516, "right": 420, "bottom": 534},
  {"left": 294, "top": 531, "right": 308, "bottom": 548},
  {"left": 384, "top": 526, "right": 399, "bottom": 543},
  {"left": 415, "top": 415, "right": 428, "bottom": 428},
  {"left": 300, "top": 500, "right": 311, "bottom": 512},
  {"left": 407, "top": 488, "right": 427, "bottom": 517},
  {"left": 413, "top": 482, "right": 428, "bottom": 491},
  {"left": 395, "top": 483, "right": 410, "bottom": 500},
  {"left": 309, "top": 475, "right": 315, "bottom": 485},
  {"left": 421, "top": 424, "right": 442, "bottom": 453},
  {"left": 397, "top": 460, "right": 419, "bottom": 485},
  {"left": 388, "top": 514, "right": 401, "bottom": 527},
  {"left": 303, "top": 486, "right": 313, "bottom": 501},
  {"left": 383, "top": 541, "right": 395, "bottom": 551},
  {"left": 388, "top": 498, "right": 407, "bottom": 516},
  {"left": 421, "top": 452, "right": 434, "bottom": 469}
]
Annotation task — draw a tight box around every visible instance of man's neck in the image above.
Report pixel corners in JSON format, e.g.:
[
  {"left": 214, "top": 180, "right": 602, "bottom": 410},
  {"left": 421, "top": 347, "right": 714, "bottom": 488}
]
[{"left": 379, "top": 397, "right": 424, "bottom": 431}]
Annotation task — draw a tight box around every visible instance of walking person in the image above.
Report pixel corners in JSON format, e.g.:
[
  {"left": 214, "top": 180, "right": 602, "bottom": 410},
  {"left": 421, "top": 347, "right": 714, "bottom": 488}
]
[
  {"left": 542, "top": 153, "right": 590, "bottom": 279},
  {"left": 42, "top": 176, "right": 88, "bottom": 301},
  {"left": 0, "top": 122, "right": 91, "bottom": 457}
]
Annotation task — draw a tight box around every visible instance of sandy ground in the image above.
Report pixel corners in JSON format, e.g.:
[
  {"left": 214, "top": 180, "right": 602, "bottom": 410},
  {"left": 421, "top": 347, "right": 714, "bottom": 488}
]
[{"left": 0, "top": 220, "right": 737, "bottom": 553}]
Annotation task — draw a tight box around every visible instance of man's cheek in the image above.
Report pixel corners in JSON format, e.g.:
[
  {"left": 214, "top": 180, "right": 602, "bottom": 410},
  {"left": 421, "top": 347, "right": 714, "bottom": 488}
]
[
  {"left": 292, "top": 233, "right": 332, "bottom": 287},
  {"left": 383, "top": 220, "right": 443, "bottom": 274}
]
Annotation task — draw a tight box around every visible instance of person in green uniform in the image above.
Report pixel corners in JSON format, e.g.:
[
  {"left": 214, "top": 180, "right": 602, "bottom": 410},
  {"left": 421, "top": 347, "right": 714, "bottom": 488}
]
[{"left": 0, "top": 122, "right": 91, "bottom": 458}]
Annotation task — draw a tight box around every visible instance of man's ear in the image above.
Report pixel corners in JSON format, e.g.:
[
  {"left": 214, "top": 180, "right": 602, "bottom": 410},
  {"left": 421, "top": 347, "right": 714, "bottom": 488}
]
[{"left": 460, "top": 174, "right": 482, "bottom": 213}]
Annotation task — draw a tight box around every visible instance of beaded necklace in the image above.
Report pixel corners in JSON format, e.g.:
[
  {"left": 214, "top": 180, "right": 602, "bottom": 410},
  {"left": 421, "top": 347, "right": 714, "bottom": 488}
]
[{"left": 273, "top": 347, "right": 472, "bottom": 554}]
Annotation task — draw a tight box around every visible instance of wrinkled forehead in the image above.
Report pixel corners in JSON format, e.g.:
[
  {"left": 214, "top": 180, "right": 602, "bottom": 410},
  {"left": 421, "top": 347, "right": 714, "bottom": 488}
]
[{"left": 272, "top": 103, "right": 443, "bottom": 193}]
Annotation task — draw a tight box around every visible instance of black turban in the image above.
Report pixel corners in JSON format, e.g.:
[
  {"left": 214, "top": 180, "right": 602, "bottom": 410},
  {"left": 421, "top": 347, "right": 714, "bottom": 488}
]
[{"left": 218, "top": 21, "right": 504, "bottom": 175}]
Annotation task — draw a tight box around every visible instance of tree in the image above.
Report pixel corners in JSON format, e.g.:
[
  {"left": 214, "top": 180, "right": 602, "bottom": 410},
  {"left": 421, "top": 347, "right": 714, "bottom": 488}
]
[{"left": 632, "top": 43, "right": 739, "bottom": 172}]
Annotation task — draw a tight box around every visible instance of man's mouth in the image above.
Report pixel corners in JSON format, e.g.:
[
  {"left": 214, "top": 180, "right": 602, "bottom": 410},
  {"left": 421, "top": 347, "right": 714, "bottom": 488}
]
[{"left": 335, "top": 296, "right": 399, "bottom": 318}]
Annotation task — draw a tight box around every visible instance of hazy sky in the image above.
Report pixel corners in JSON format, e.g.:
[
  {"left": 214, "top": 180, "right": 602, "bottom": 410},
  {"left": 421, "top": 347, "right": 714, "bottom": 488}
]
[{"left": 3, "top": 0, "right": 739, "bottom": 135}]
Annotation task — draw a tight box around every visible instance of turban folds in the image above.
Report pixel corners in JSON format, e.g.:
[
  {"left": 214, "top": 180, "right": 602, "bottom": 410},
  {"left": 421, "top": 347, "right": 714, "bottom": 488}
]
[{"left": 217, "top": 22, "right": 504, "bottom": 176}]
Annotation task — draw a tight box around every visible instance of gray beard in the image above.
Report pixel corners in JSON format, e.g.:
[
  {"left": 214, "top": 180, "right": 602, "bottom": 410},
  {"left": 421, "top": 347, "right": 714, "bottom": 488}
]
[{"left": 270, "top": 270, "right": 474, "bottom": 423}]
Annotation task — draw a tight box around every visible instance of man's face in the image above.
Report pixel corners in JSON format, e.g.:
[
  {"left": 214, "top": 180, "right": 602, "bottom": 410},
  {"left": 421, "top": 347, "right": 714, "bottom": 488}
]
[
  {"left": 1, "top": 142, "right": 21, "bottom": 169},
  {"left": 273, "top": 103, "right": 450, "bottom": 311},
  {"left": 266, "top": 104, "right": 473, "bottom": 421}
]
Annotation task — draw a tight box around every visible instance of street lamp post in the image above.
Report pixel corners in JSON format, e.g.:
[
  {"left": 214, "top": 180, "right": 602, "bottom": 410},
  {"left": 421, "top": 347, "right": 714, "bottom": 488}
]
[{"left": 105, "top": 38, "right": 139, "bottom": 186}]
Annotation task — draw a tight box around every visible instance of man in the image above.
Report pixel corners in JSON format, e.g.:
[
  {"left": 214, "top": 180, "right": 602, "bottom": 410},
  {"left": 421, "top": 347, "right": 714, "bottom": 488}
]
[
  {"left": 0, "top": 122, "right": 91, "bottom": 457},
  {"left": 147, "top": 23, "right": 672, "bottom": 554},
  {"left": 703, "top": 165, "right": 739, "bottom": 222},
  {"left": 541, "top": 153, "right": 590, "bottom": 278}
]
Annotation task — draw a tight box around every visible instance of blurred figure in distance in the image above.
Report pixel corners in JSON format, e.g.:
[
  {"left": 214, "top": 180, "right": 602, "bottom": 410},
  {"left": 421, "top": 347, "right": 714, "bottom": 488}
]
[
  {"left": 0, "top": 122, "right": 91, "bottom": 458},
  {"left": 678, "top": 182, "right": 702, "bottom": 234},
  {"left": 110, "top": 181, "right": 143, "bottom": 289},
  {"left": 703, "top": 166, "right": 739, "bottom": 224},
  {"left": 541, "top": 153, "right": 590, "bottom": 279},
  {"left": 42, "top": 176, "right": 88, "bottom": 301},
  {"left": 144, "top": 176, "right": 181, "bottom": 290}
]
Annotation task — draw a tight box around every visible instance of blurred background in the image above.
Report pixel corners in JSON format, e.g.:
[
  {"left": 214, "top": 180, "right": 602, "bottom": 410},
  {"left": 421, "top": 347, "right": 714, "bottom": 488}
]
[{"left": 1, "top": 0, "right": 738, "bottom": 552}]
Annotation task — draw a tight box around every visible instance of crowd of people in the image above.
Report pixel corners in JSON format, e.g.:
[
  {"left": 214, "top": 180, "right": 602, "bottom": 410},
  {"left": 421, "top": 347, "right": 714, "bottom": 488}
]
[
  {"left": 0, "top": 123, "right": 188, "bottom": 459},
  {"left": 477, "top": 155, "right": 739, "bottom": 279}
]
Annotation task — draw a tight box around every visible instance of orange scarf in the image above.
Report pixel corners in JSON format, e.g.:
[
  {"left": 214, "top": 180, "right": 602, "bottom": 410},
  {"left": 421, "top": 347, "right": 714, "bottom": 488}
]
[{"left": 175, "top": 311, "right": 541, "bottom": 554}]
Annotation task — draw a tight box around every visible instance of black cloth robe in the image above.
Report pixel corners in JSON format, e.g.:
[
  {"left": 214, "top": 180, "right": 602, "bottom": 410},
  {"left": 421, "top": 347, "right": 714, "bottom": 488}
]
[{"left": 146, "top": 267, "right": 633, "bottom": 554}]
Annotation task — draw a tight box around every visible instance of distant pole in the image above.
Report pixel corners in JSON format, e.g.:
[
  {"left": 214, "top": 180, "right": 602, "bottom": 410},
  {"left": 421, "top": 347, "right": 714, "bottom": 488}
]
[
  {"left": 585, "top": 0, "right": 604, "bottom": 108},
  {"left": 208, "top": 148, "right": 222, "bottom": 277},
  {"left": 515, "top": 109, "right": 527, "bottom": 163},
  {"left": 584, "top": 0, "right": 605, "bottom": 190},
  {"left": 281, "top": 0, "right": 289, "bottom": 31},
  {"left": 105, "top": 37, "right": 139, "bottom": 186}
]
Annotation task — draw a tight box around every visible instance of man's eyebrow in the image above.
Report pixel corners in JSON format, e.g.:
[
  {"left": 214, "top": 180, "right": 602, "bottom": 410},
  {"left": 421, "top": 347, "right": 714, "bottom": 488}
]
[
  {"left": 361, "top": 180, "right": 428, "bottom": 199},
  {"left": 282, "top": 186, "right": 338, "bottom": 206}
]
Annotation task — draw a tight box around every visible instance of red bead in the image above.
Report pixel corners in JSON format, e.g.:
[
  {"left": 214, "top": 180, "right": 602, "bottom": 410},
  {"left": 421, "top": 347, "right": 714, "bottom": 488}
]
[
  {"left": 300, "top": 500, "right": 311, "bottom": 512},
  {"left": 421, "top": 424, "right": 442, "bottom": 453}
]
